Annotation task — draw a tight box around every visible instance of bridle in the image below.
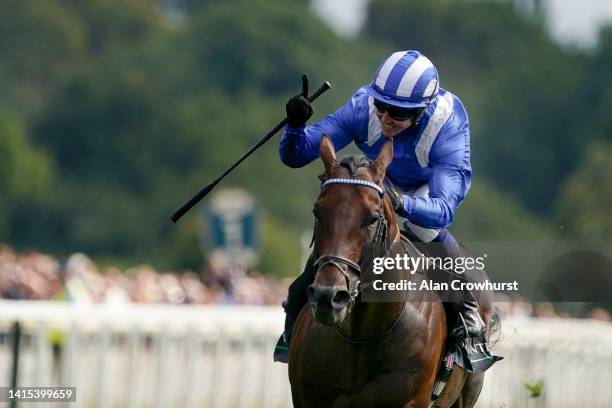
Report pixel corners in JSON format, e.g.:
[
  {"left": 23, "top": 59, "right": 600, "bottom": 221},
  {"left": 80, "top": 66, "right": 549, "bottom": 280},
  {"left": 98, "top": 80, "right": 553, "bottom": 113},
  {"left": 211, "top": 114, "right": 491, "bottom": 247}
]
[
  {"left": 314, "top": 178, "right": 388, "bottom": 302},
  {"left": 314, "top": 177, "right": 406, "bottom": 344}
]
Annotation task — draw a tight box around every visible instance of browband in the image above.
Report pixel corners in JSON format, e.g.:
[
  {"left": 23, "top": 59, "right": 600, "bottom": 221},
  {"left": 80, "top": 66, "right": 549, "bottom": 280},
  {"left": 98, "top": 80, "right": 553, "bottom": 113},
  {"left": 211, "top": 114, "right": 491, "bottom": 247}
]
[{"left": 321, "top": 178, "right": 385, "bottom": 197}]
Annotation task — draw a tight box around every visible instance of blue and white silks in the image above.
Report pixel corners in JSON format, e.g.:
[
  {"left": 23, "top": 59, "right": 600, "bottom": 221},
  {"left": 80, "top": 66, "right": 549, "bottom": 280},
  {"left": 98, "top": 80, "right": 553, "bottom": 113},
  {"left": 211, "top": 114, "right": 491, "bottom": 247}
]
[
  {"left": 366, "top": 50, "right": 439, "bottom": 108},
  {"left": 279, "top": 86, "right": 472, "bottom": 238}
]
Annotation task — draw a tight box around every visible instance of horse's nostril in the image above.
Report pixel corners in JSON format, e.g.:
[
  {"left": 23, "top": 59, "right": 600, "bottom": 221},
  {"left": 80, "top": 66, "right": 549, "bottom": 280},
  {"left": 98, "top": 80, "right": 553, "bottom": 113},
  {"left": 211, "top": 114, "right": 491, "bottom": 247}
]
[{"left": 332, "top": 290, "right": 352, "bottom": 307}]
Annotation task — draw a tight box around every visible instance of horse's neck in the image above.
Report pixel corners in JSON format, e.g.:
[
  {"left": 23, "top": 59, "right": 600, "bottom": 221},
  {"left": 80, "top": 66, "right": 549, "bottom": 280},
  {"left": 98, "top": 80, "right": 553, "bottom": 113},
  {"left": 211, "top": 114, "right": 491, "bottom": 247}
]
[
  {"left": 345, "top": 236, "right": 431, "bottom": 339},
  {"left": 344, "top": 245, "right": 413, "bottom": 341},
  {"left": 348, "top": 297, "right": 406, "bottom": 342}
]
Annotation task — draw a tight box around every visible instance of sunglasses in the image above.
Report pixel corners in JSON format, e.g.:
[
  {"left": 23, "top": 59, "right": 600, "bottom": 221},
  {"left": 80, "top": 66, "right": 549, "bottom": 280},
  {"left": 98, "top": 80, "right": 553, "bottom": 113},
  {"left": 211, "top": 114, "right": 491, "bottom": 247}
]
[{"left": 373, "top": 100, "right": 421, "bottom": 121}]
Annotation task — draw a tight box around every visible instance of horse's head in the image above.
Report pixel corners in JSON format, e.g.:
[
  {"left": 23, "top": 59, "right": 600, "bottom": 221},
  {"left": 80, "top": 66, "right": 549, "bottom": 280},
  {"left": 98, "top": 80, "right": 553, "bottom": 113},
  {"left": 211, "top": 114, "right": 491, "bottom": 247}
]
[{"left": 307, "top": 134, "right": 399, "bottom": 325}]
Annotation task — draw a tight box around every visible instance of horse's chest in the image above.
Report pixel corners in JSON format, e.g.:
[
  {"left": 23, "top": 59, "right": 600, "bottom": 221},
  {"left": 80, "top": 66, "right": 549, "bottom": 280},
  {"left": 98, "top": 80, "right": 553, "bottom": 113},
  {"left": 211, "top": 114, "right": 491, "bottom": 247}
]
[
  {"left": 290, "top": 301, "right": 444, "bottom": 407},
  {"left": 297, "top": 350, "right": 418, "bottom": 407},
  {"left": 300, "top": 331, "right": 415, "bottom": 392}
]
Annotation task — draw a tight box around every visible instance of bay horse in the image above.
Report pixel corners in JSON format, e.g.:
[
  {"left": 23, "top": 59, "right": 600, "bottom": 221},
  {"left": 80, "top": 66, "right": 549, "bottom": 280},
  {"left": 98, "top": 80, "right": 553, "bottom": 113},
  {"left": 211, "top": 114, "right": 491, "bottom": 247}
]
[{"left": 288, "top": 135, "right": 490, "bottom": 408}]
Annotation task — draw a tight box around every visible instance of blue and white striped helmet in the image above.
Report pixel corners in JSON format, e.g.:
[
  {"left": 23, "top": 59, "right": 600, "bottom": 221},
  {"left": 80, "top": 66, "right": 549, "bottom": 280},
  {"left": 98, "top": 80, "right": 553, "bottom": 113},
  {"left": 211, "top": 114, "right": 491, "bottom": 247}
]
[{"left": 365, "top": 50, "right": 439, "bottom": 109}]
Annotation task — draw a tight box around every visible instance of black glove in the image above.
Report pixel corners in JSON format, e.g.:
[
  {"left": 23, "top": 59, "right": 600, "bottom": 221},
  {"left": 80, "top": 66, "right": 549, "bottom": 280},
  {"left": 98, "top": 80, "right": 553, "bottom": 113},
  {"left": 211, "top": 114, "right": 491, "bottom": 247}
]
[
  {"left": 386, "top": 185, "right": 405, "bottom": 213},
  {"left": 286, "top": 74, "right": 313, "bottom": 127}
]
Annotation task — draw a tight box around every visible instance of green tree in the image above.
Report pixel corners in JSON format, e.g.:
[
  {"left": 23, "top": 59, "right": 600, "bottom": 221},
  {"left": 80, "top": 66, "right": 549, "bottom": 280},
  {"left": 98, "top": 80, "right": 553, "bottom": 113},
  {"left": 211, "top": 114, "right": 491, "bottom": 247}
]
[
  {"left": 258, "top": 215, "right": 303, "bottom": 278},
  {"left": 25, "top": 67, "right": 208, "bottom": 262},
  {"left": 6, "top": 0, "right": 595, "bottom": 276},
  {"left": 578, "top": 25, "right": 612, "bottom": 146},
  {"left": 11, "top": 0, "right": 382, "bottom": 271},
  {"left": 0, "top": 109, "right": 54, "bottom": 241},
  {"left": 451, "top": 181, "right": 555, "bottom": 241},
  {"left": 557, "top": 141, "right": 612, "bottom": 240},
  {"left": 554, "top": 27, "right": 612, "bottom": 240},
  {"left": 364, "top": 0, "right": 585, "bottom": 215},
  {"left": 0, "top": 0, "right": 166, "bottom": 116}
]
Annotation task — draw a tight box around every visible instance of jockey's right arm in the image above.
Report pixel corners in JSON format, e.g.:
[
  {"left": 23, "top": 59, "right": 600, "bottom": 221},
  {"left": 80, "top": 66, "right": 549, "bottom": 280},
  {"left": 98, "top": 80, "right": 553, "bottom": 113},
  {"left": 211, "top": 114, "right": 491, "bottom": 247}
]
[{"left": 279, "top": 91, "right": 367, "bottom": 168}]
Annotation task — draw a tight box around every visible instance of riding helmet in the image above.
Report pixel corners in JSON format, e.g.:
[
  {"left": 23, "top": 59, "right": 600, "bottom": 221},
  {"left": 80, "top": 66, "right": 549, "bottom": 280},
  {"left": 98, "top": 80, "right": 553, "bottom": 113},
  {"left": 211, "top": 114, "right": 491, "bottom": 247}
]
[{"left": 365, "top": 50, "right": 439, "bottom": 109}]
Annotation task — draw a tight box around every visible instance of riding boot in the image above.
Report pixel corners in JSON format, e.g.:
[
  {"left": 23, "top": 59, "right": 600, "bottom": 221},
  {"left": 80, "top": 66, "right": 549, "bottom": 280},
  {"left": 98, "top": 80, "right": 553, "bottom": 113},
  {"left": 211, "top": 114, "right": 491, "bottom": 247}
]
[
  {"left": 273, "top": 253, "right": 317, "bottom": 363},
  {"left": 429, "top": 230, "right": 502, "bottom": 373}
]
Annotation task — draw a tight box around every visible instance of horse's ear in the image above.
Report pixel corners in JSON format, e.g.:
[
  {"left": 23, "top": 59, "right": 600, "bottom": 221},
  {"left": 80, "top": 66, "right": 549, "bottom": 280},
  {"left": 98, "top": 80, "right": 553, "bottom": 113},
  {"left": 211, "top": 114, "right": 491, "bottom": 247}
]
[
  {"left": 319, "top": 134, "right": 337, "bottom": 177},
  {"left": 372, "top": 138, "right": 394, "bottom": 181}
]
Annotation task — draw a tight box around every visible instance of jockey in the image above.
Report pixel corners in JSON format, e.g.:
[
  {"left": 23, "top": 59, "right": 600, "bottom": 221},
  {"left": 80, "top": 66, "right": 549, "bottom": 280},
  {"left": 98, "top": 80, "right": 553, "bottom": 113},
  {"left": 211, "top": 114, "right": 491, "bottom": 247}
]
[{"left": 274, "top": 50, "right": 497, "bottom": 371}]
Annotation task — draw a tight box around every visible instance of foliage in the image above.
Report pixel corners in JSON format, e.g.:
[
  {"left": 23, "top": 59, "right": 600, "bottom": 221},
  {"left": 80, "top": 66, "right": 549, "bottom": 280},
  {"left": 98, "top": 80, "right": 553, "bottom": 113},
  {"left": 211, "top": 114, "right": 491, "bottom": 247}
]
[
  {"left": 0, "top": 0, "right": 608, "bottom": 273},
  {"left": 0, "top": 109, "right": 54, "bottom": 242},
  {"left": 0, "top": 111, "right": 53, "bottom": 200},
  {"left": 452, "top": 182, "right": 555, "bottom": 241},
  {"left": 0, "top": 0, "right": 165, "bottom": 116},
  {"left": 258, "top": 215, "right": 304, "bottom": 279},
  {"left": 365, "top": 0, "right": 585, "bottom": 215},
  {"left": 557, "top": 141, "right": 612, "bottom": 240},
  {"left": 523, "top": 379, "right": 544, "bottom": 398}
]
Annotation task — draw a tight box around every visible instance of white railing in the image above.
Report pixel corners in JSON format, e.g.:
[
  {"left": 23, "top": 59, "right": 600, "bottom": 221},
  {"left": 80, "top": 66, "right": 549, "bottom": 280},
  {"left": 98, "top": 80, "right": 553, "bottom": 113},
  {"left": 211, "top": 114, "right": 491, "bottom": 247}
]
[
  {"left": 1, "top": 300, "right": 612, "bottom": 408},
  {"left": 0, "top": 301, "right": 289, "bottom": 408}
]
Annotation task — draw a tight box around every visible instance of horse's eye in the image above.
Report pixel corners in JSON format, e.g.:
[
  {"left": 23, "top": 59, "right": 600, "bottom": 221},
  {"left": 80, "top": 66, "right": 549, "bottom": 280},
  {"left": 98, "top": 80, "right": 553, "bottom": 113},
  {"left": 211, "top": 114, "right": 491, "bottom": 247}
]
[{"left": 365, "top": 214, "right": 378, "bottom": 227}]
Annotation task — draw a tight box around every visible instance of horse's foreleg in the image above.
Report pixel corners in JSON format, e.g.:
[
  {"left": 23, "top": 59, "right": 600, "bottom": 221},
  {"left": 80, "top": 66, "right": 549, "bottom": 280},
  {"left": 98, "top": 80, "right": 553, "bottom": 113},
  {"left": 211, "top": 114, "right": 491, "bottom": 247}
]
[
  {"left": 455, "top": 372, "right": 484, "bottom": 408},
  {"left": 430, "top": 366, "right": 468, "bottom": 408}
]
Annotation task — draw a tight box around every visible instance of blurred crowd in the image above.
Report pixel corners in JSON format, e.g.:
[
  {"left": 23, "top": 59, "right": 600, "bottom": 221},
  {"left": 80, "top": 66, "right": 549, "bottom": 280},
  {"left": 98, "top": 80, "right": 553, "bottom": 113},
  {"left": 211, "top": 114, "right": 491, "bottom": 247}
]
[
  {"left": 0, "top": 245, "right": 288, "bottom": 306},
  {"left": 495, "top": 299, "right": 611, "bottom": 322},
  {"left": 0, "top": 244, "right": 610, "bottom": 321}
]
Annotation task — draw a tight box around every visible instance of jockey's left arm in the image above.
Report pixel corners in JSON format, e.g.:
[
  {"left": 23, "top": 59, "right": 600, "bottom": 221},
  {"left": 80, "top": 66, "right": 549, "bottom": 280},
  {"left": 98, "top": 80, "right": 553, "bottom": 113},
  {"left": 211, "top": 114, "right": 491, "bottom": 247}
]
[{"left": 396, "top": 110, "right": 472, "bottom": 229}]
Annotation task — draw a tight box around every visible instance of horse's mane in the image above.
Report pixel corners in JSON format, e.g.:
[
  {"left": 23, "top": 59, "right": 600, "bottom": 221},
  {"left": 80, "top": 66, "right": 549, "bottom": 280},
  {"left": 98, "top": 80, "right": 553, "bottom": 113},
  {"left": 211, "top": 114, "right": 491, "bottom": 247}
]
[{"left": 319, "top": 154, "right": 373, "bottom": 181}]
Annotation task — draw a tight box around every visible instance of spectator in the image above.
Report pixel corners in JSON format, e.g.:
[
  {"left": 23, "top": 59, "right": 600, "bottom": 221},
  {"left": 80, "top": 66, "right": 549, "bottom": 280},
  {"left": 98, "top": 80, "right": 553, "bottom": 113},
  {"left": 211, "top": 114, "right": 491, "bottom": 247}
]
[{"left": 0, "top": 244, "right": 606, "bottom": 320}]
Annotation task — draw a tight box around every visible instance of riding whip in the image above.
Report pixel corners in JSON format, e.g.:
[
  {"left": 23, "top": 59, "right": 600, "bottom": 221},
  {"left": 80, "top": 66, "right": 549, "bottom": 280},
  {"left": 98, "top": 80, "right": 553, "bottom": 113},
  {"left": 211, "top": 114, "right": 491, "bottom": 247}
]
[{"left": 170, "top": 75, "right": 331, "bottom": 222}]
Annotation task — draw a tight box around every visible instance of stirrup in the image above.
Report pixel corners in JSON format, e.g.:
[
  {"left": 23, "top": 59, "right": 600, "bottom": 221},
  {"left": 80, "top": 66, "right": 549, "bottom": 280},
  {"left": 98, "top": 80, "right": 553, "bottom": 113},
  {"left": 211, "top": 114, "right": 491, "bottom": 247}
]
[{"left": 273, "top": 334, "right": 290, "bottom": 363}]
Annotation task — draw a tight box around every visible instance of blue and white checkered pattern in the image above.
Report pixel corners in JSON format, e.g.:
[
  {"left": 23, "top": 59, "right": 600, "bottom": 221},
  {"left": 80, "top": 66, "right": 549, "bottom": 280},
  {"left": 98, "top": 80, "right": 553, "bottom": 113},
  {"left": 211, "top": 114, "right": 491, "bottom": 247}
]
[
  {"left": 365, "top": 50, "right": 439, "bottom": 109},
  {"left": 321, "top": 178, "right": 385, "bottom": 197}
]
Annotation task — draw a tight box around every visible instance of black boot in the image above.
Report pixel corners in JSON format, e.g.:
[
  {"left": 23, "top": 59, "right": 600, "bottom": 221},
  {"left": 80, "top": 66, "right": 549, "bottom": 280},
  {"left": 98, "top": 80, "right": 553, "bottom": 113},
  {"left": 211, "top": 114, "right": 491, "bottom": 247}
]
[
  {"left": 273, "top": 254, "right": 317, "bottom": 363},
  {"left": 429, "top": 230, "right": 502, "bottom": 373},
  {"left": 448, "top": 300, "right": 486, "bottom": 340},
  {"left": 448, "top": 300, "right": 503, "bottom": 372}
]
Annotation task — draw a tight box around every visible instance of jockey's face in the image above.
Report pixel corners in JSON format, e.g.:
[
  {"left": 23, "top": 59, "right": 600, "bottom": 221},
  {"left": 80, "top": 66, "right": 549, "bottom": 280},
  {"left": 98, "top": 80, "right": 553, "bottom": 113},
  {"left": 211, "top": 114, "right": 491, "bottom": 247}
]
[
  {"left": 376, "top": 110, "right": 413, "bottom": 137},
  {"left": 373, "top": 100, "right": 421, "bottom": 137}
]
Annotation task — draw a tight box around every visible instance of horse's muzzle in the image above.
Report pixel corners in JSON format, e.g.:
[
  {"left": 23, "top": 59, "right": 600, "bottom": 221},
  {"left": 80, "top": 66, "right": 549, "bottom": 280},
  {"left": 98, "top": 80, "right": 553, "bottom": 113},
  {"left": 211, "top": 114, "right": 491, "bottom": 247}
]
[{"left": 307, "top": 283, "right": 352, "bottom": 325}]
